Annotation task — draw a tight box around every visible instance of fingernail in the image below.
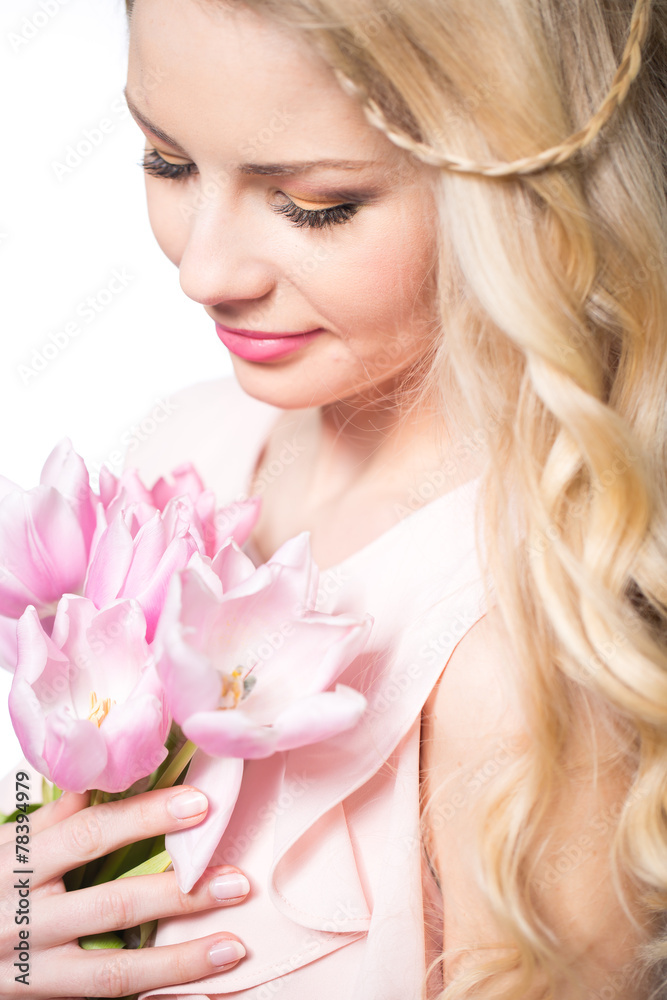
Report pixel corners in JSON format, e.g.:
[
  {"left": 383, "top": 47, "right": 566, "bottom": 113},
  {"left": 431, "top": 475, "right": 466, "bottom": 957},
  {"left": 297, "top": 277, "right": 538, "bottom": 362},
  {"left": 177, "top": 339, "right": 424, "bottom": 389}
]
[
  {"left": 210, "top": 872, "right": 250, "bottom": 901},
  {"left": 168, "top": 790, "right": 208, "bottom": 820},
  {"left": 209, "top": 938, "right": 246, "bottom": 967}
]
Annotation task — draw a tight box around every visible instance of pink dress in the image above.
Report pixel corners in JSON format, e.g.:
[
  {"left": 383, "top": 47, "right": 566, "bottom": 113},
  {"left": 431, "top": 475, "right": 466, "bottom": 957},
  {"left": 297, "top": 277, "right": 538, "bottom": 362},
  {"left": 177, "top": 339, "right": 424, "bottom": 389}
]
[{"left": 134, "top": 376, "right": 488, "bottom": 1000}]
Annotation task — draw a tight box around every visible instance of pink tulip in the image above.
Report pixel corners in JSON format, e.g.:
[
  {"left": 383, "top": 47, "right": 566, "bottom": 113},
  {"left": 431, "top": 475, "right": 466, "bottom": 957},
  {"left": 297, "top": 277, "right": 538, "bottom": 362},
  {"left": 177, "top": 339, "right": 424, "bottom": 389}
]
[
  {"left": 84, "top": 497, "right": 202, "bottom": 643},
  {"left": 156, "top": 532, "right": 372, "bottom": 890},
  {"left": 9, "top": 596, "right": 169, "bottom": 794},
  {"left": 0, "top": 440, "right": 100, "bottom": 672},
  {"left": 99, "top": 462, "right": 260, "bottom": 559}
]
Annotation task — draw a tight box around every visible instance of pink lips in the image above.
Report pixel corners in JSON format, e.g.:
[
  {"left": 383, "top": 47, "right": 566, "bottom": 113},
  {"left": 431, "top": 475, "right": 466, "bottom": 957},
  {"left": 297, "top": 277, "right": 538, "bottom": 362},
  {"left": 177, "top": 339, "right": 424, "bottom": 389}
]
[{"left": 215, "top": 323, "right": 323, "bottom": 362}]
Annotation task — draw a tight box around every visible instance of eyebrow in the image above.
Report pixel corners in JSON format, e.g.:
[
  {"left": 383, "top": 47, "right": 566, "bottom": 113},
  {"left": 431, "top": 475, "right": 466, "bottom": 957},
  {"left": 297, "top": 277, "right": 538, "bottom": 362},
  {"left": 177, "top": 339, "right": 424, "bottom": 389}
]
[{"left": 124, "top": 89, "right": 375, "bottom": 176}]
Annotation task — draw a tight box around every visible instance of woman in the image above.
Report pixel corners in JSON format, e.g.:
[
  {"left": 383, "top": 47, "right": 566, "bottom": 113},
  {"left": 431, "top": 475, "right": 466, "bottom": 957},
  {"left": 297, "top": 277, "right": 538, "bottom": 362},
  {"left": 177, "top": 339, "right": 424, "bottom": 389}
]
[{"left": 2, "top": 0, "right": 666, "bottom": 996}]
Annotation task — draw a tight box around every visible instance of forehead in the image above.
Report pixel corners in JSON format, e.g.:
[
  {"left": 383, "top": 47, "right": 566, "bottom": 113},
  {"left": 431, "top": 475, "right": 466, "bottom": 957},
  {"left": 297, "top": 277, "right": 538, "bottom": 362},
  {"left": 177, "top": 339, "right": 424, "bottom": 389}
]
[{"left": 126, "top": 0, "right": 403, "bottom": 169}]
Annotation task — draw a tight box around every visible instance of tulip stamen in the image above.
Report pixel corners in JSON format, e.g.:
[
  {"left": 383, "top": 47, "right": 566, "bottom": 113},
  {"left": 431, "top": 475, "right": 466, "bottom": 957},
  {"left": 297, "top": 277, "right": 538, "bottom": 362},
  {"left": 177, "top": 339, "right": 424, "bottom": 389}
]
[
  {"left": 88, "top": 691, "right": 115, "bottom": 728},
  {"left": 219, "top": 667, "right": 255, "bottom": 709}
]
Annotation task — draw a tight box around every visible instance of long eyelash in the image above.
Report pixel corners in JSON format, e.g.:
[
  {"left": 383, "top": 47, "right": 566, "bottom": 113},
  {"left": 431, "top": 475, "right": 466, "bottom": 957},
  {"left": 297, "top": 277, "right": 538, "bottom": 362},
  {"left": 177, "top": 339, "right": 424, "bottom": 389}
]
[
  {"left": 273, "top": 200, "right": 360, "bottom": 230},
  {"left": 140, "top": 148, "right": 198, "bottom": 180},
  {"left": 140, "top": 150, "right": 360, "bottom": 230}
]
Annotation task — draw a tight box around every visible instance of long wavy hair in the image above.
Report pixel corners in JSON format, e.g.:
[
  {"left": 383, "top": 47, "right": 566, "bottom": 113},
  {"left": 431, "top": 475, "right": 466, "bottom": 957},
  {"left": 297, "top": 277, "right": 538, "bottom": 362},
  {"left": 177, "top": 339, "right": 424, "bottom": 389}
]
[{"left": 125, "top": 0, "right": 667, "bottom": 996}]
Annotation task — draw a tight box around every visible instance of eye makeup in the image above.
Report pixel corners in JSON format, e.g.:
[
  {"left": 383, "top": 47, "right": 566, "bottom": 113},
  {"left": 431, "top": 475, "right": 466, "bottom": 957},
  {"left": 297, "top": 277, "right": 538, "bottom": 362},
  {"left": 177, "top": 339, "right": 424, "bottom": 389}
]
[{"left": 140, "top": 147, "right": 365, "bottom": 230}]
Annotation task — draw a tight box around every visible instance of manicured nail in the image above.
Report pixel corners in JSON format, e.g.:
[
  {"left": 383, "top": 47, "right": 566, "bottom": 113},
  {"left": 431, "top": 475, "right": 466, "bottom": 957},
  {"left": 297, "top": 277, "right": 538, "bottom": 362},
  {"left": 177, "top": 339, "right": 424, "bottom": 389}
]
[
  {"left": 209, "top": 939, "right": 246, "bottom": 967},
  {"left": 168, "top": 790, "right": 208, "bottom": 820},
  {"left": 210, "top": 872, "right": 250, "bottom": 901}
]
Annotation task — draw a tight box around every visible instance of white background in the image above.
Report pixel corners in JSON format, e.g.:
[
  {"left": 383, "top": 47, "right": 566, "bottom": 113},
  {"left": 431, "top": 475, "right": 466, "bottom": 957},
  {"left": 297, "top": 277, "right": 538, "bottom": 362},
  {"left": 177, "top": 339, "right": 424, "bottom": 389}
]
[{"left": 0, "top": 0, "right": 233, "bottom": 767}]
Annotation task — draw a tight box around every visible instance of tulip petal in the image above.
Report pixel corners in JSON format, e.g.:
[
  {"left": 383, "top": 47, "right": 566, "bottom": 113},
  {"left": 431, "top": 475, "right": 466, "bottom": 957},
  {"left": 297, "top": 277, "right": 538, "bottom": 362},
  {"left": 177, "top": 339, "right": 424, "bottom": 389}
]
[
  {"left": 212, "top": 534, "right": 312, "bottom": 623},
  {"left": 267, "top": 532, "right": 319, "bottom": 612},
  {"left": 44, "top": 709, "right": 107, "bottom": 793},
  {"left": 16, "top": 604, "right": 71, "bottom": 708},
  {"left": 183, "top": 709, "right": 277, "bottom": 759},
  {"left": 8, "top": 609, "right": 56, "bottom": 772},
  {"left": 189, "top": 562, "right": 306, "bottom": 673},
  {"left": 167, "top": 753, "right": 244, "bottom": 893},
  {"left": 271, "top": 685, "right": 367, "bottom": 753},
  {"left": 207, "top": 496, "right": 262, "bottom": 556},
  {"left": 84, "top": 517, "right": 134, "bottom": 608},
  {"left": 98, "top": 465, "right": 121, "bottom": 509},
  {"left": 151, "top": 463, "right": 205, "bottom": 510},
  {"left": 40, "top": 439, "right": 97, "bottom": 550},
  {"left": 0, "top": 474, "right": 20, "bottom": 501},
  {"left": 233, "top": 613, "right": 372, "bottom": 724},
  {"left": 49, "top": 593, "right": 92, "bottom": 656},
  {"left": 298, "top": 611, "right": 374, "bottom": 696},
  {"left": 122, "top": 468, "right": 155, "bottom": 505},
  {"left": 85, "top": 500, "right": 110, "bottom": 568},
  {"left": 156, "top": 623, "right": 221, "bottom": 725},
  {"left": 134, "top": 533, "right": 198, "bottom": 643},
  {"left": 39, "top": 437, "right": 79, "bottom": 490},
  {"left": 180, "top": 552, "right": 224, "bottom": 606},
  {"left": 0, "top": 563, "right": 43, "bottom": 619},
  {"left": 158, "top": 557, "right": 226, "bottom": 643},
  {"left": 120, "top": 511, "right": 166, "bottom": 596},
  {"left": 210, "top": 539, "right": 259, "bottom": 594},
  {"left": 0, "top": 488, "right": 88, "bottom": 600},
  {"left": 227, "top": 496, "right": 262, "bottom": 547},
  {"left": 74, "top": 599, "right": 149, "bottom": 708},
  {"left": 101, "top": 468, "right": 153, "bottom": 520},
  {"left": 95, "top": 692, "right": 168, "bottom": 793},
  {"left": 9, "top": 679, "right": 48, "bottom": 775}
]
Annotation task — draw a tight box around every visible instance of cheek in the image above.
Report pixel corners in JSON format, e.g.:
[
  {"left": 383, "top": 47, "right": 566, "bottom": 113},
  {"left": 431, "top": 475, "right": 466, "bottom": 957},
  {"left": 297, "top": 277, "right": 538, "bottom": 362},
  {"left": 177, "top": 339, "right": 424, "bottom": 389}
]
[
  {"left": 313, "top": 212, "right": 437, "bottom": 339},
  {"left": 145, "top": 182, "right": 188, "bottom": 267},
  {"left": 368, "top": 196, "right": 438, "bottom": 320}
]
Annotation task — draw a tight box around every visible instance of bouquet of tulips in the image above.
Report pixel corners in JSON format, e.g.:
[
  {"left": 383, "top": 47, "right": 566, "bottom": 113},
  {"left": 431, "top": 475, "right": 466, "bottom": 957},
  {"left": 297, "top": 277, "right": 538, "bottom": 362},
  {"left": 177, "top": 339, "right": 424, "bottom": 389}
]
[{"left": 0, "top": 440, "right": 372, "bottom": 952}]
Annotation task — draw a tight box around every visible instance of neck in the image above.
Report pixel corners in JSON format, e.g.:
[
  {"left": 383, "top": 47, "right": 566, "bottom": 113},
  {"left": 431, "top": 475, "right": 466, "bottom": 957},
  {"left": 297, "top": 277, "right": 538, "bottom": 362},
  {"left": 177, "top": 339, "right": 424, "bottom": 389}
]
[{"left": 304, "top": 377, "right": 452, "bottom": 504}]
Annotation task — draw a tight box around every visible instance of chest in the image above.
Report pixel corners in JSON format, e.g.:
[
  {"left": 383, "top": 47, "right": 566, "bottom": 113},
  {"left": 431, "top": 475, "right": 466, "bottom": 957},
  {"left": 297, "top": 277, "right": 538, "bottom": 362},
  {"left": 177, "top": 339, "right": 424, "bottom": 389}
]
[{"left": 247, "top": 441, "right": 417, "bottom": 576}]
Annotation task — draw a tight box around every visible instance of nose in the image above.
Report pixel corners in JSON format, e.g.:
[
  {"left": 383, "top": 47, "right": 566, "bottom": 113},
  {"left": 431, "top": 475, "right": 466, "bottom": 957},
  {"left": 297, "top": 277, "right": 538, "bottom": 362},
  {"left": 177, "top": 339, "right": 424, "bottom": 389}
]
[{"left": 177, "top": 189, "right": 277, "bottom": 308}]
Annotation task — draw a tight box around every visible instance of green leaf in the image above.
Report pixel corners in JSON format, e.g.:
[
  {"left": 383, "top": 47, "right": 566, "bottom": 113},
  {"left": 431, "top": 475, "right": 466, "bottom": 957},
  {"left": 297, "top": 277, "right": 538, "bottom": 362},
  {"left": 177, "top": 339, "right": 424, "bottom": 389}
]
[
  {"left": 1, "top": 803, "right": 42, "bottom": 825},
  {"left": 79, "top": 932, "right": 126, "bottom": 950},
  {"left": 90, "top": 842, "right": 135, "bottom": 886},
  {"left": 117, "top": 849, "right": 172, "bottom": 880},
  {"left": 139, "top": 919, "right": 157, "bottom": 948}
]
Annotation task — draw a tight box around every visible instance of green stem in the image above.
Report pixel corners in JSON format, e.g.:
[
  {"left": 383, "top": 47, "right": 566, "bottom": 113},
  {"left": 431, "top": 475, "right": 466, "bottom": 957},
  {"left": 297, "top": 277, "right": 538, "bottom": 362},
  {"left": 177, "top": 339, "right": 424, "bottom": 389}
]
[
  {"left": 92, "top": 843, "right": 135, "bottom": 886},
  {"left": 153, "top": 740, "right": 197, "bottom": 791}
]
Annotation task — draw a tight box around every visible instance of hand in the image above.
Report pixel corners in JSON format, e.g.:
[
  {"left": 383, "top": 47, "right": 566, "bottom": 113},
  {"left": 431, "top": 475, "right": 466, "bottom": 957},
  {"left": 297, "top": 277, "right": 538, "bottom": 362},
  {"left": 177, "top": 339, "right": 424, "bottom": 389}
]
[{"left": 0, "top": 786, "right": 249, "bottom": 998}]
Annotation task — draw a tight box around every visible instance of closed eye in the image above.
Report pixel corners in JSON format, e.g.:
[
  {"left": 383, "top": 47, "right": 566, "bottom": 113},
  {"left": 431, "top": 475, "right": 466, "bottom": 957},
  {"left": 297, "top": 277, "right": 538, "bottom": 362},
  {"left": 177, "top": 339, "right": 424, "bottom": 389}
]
[
  {"left": 140, "top": 147, "right": 362, "bottom": 229},
  {"left": 141, "top": 147, "right": 198, "bottom": 180},
  {"left": 271, "top": 198, "right": 360, "bottom": 229}
]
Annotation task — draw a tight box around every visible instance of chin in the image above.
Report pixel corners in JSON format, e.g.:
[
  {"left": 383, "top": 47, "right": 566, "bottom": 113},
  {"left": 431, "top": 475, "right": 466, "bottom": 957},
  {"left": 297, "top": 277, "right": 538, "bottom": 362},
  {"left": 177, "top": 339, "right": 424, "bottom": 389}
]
[
  {"left": 229, "top": 355, "right": 412, "bottom": 414},
  {"left": 228, "top": 356, "right": 333, "bottom": 411}
]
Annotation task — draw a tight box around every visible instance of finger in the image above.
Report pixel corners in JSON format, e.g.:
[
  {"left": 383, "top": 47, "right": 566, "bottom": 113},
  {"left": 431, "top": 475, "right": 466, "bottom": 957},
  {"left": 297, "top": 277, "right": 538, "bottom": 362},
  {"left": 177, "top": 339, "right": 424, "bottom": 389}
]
[
  {"left": 33, "top": 865, "right": 251, "bottom": 947},
  {"left": 0, "top": 792, "right": 90, "bottom": 852},
  {"left": 31, "top": 787, "right": 209, "bottom": 884},
  {"left": 30, "top": 791, "right": 91, "bottom": 835},
  {"left": 46, "top": 933, "right": 246, "bottom": 998},
  {"left": 0, "top": 790, "right": 89, "bottom": 848}
]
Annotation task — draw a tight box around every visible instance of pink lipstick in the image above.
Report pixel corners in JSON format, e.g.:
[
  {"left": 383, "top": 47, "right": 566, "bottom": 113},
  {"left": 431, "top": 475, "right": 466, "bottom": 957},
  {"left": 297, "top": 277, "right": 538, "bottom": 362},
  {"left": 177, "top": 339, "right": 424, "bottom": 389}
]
[{"left": 215, "top": 322, "right": 323, "bottom": 362}]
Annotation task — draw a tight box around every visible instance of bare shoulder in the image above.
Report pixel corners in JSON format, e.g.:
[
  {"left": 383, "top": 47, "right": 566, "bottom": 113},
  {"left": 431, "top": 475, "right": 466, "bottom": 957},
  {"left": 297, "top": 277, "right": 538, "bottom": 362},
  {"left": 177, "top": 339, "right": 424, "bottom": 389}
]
[
  {"left": 124, "top": 377, "right": 236, "bottom": 479},
  {"left": 420, "top": 607, "right": 651, "bottom": 994},
  {"left": 122, "top": 376, "right": 281, "bottom": 498},
  {"left": 422, "top": 604, "right": 529, "bottom": 756}
]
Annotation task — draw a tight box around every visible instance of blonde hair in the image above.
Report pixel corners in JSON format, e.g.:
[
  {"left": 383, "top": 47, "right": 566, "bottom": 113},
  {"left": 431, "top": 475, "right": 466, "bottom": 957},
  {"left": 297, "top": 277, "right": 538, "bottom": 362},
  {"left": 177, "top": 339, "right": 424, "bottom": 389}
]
[{"left": 126, "top": 0, "right": 667, "bottom": 995}]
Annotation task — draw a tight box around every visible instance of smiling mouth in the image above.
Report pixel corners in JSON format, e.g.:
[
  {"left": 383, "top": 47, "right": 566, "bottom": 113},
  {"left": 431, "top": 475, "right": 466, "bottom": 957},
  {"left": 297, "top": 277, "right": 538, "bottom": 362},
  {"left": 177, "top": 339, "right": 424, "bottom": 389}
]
[{"left": 215, "top": 323, "right": 323, "bottom": 340}]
